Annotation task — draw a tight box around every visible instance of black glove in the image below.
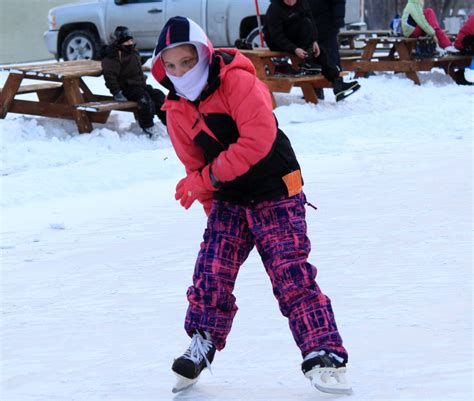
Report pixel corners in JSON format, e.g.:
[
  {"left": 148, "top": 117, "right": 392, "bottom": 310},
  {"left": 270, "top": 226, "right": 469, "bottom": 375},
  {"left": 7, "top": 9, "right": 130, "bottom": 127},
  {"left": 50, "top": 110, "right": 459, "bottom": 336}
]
[{"left": 113, "top": 90, "right": 128, "bottom": 102}]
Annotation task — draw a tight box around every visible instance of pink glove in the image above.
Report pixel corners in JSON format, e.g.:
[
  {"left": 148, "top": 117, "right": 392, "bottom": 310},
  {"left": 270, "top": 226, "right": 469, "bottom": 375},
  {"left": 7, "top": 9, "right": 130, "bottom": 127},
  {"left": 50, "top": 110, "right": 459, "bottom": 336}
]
[
  {"left": 175, "top": 165, "right": 217, "bottom": 210},
  {"left": 197, "top": 191, "right": 214, "bottom": 216}
]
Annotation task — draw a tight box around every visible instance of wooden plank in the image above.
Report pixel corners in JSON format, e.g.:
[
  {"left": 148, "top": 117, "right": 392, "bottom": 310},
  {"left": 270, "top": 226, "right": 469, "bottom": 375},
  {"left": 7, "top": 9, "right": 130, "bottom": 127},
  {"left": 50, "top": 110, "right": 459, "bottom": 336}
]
[
  {"left": 263, "top": 79, "right": 294, "bottom": 93},
  {"left": 393, "top": 41, "right": 420, "bottom": 84},
  {"left": 79, "top": 78, "right": 95, "bottom": 100},
  {"left": 1, "top": 60, "right": 100, "bottom": 73},
  {"left": 339, "top": 30, "right": 391, "bottom": 37},
  {"left": 240, "top": 49, "right": 289, "bottom": 58},
  {"left": 342, "top": 59, "right": 437, "bottom": 72},
  {"left": 299, "top": 83, "right": 319, "bottom": 104},
  {"left": 63, "top": 78, "right": 93, "bottom": 133},
  {"left": 297, "top": 80, "right": 333, "bottom": 89},
  {"left": 2, "top": 82, "right": 63, "bottom": 94},
  {"left": 76, "top": 100, "right": 137, "bottom": 112},
  {"left": 266, "top": 75, "right": 326, "bottom": 84},
  {"left": 355, "top": 39, "right": 379, "bottom": 78},
  {"left": 1, "top": 60, "right": 102, "bottom": 79},
  {"left": 36, "top": 86, "right": 64, "bottom": 103},
  {"left": 8, "top": 99, "right": 76, "bottom": 118},
  {"left": 0, "top": 73, "right": 23, "bottom": 118},
  {"left": 8, "top": 99, "right": 110, "bottom": 124},
  {"left": 359, "top": 36, "right": 431, "bottom": 44}
]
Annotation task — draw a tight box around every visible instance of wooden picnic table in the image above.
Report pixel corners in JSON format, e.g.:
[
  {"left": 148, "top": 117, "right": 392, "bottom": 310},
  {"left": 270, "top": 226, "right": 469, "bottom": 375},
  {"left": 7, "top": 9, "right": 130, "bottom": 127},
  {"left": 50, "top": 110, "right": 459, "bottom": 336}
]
[
  {"left": 0, "top": 60, "right": 137, "bottom": 133},
  {"left": 240, "top": 49, "right": 346, "bottom": 107},
  {"left": 341, "top": 36, "right": 471, "bottom": 85},
  {"left": 339, "top": 30, "right": 391, "bottom": 49}
]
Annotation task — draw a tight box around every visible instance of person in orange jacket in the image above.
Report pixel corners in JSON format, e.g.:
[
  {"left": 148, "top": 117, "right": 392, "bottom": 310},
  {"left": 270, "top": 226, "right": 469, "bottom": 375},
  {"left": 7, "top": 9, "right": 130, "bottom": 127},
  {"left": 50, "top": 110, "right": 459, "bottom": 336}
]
[{"left": 151, "top": 16, "right": 351, "bottom": 395}]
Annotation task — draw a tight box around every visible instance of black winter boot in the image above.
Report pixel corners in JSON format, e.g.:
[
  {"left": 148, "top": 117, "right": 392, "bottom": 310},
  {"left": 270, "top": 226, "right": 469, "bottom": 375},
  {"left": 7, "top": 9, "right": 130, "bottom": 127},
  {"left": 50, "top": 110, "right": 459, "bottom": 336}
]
[
  {"left": 333, "top": 78, "right": 361, "bottom": 102},
  {"left": 454, "top": 68, "right": 474, "bottom": 86}
]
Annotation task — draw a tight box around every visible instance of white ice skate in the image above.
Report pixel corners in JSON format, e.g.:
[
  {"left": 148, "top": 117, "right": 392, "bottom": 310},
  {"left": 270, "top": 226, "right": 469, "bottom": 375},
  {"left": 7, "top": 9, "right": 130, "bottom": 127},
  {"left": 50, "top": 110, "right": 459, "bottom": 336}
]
[
  {"left": 172, "top": 374, "right": 200, "bottom": 393},
  {"left": 302, "top": 350, "right": 353, "bottom": 395}
]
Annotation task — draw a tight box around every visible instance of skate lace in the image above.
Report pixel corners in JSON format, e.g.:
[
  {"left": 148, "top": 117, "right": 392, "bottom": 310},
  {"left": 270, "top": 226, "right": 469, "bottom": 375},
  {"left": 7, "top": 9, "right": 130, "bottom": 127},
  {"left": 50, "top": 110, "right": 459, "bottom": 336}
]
[
  {"left": 183, "top": 332, "right": 213, "bottom": 372},
  {"left": 304, "top": 350, "right": 326, "bottom": 362}
]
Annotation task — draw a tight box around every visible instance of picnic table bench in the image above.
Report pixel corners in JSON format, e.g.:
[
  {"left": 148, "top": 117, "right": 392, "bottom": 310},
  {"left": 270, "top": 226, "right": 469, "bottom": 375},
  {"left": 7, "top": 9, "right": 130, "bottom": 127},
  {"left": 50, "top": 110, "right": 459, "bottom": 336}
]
[
  {"left": 0, "top": 60, "right": 138, "bottom": 133},
  {"left": 340, "top": 36, "right": 471, "bottom": 84},
  {"left": 240, "top": 49, "right": 346, "bottom": 107}
]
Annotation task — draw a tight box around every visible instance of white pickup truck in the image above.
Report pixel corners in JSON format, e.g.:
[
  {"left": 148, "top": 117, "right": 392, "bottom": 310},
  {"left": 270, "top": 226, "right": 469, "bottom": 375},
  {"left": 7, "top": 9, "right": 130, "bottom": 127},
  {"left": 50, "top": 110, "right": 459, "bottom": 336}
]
[
  {"left": 44, "top": 0, "right": 364, "bottom": 61},
  {"left": 44, "top": 0, "right": 271, "bottom": 61}
]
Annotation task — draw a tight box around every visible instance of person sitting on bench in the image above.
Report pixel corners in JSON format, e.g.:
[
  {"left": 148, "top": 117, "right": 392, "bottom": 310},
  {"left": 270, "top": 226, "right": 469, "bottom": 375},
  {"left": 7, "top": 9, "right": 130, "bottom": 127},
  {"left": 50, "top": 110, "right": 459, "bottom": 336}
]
[
  {"left": 401, "top": 0, "right": 459, "bottom": 55},
  {"left": 262, "top": 0, "right": 360, "bottom": 102},
  {"left": 102, "top": 26, "right": 167, "bottom": 137}
]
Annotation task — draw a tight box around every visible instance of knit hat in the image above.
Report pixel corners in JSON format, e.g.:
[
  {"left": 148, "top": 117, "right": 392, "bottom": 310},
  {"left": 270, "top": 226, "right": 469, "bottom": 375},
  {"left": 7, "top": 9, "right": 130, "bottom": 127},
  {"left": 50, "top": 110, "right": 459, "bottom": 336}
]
[{"left": 114, "top": 26, "right": 133, "bottom": 44}]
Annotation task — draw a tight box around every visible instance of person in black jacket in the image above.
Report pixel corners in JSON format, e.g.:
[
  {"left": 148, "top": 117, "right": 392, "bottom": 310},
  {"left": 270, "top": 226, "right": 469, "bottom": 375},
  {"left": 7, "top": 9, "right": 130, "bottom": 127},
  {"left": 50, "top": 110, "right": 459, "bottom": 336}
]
[
  {"left": 101, "top": 26, "right": 166, "bottom": 137},
  {"left": 307, "top": 0, "right": 345, "bottom": 69},
  {"left": 263, "top": 0, "right": 360, "bottom": 101}
]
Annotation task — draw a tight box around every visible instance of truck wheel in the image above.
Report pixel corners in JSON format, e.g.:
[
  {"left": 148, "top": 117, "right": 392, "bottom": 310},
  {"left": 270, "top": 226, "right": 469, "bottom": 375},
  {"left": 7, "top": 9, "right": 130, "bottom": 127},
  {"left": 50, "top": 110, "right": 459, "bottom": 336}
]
[
  {"left": 246, "top": 27, "right": 267, "bottom": 48},
  {"left": 61, "top": 30, "right": 101, "bottom": 61}
]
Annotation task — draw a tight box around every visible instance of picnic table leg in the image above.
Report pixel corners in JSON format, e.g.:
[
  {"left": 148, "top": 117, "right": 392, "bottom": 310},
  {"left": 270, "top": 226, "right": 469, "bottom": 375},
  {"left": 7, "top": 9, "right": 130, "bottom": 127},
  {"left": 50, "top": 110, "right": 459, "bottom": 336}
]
[
  {"left": 395, "top": 42, "right": 421, "bottom": 85},
  {"left": 300, "top": 83, "right": 318, "bottom": 104},
  {"left": 355, "top": 39, "right": 378, "bottom": 78},
  {"left": 63, "top": 78, "right": 93, "bottom": 133},
  {"left": 79, "top": 78, "right": 95, "bottom": 101},
  {"left": 0, "top": 73, "right": 23, "bottom": 119}
]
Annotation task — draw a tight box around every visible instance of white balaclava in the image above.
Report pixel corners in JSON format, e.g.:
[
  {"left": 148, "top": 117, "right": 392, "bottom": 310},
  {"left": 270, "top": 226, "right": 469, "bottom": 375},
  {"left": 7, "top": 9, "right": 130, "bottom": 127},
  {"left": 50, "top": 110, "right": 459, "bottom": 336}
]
[{"left": 164, "top": 42, "right": 210, "bottom": 101}]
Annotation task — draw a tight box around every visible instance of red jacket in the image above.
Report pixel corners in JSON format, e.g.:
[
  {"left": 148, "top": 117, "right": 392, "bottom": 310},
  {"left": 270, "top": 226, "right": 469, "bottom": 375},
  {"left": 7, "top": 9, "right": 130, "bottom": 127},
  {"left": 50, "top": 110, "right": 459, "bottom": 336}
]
[
  {"left": 151, "top": 17, "right": 301, "bottom": 209},
  {"left": 161, "top": 49, "right": 277, "bottom": 184},
  {"left": 154, "top": 48, "right": 300, "bottom": 208},
  {"left": 455, "top": 14, "right": 474, "bottom": 50}
]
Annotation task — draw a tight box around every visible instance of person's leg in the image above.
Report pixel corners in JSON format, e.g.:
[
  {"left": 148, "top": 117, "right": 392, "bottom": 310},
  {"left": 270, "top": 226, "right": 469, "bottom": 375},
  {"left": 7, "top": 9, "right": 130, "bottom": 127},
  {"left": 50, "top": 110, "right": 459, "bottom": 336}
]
[
  {"left": 184, "top": 200, "right": 255, "bottom": 351},
  {"left": 145, "top": 85, "right": 166, "bottom": 126},
  {"left": 313, "top": 47, "right": 340, "bottom": 83},
  {"left": 424, "top": 8, "right": 452, "bottom": 48},
  {"left": 410, "top": 24, "right": 425, "bottom": 38},
  {"left": 461, "top": 35, "right": 474, "bottom": 54},
  {"left": 318, "top": 32, "right": 341, "bottom": 69},
  {"left": 122, "top": 85, "right": 155, "bottom": 129},
  {"left": 251, "top": 193, "right": 347, "bottom": 360}
]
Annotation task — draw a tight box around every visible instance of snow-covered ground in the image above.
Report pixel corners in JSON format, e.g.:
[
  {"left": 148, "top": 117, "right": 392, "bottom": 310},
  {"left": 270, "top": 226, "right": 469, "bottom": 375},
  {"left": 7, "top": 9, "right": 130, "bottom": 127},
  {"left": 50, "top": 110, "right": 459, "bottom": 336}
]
[{"left": 1, "top": 68, "right": 472, "bottom": 401}]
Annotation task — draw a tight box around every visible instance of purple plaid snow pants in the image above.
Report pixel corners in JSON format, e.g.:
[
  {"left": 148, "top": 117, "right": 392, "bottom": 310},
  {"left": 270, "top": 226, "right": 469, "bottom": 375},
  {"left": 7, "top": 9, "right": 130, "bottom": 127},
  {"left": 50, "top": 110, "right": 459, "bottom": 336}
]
[{"left": 184, "top": 192, "right": 347, "bottom": 360}]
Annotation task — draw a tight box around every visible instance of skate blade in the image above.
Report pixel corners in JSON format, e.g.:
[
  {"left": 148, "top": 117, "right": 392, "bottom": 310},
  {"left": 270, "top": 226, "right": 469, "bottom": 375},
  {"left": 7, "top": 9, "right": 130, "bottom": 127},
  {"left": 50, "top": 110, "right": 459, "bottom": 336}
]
[
  {"left": 172, "top": 373, "right": 199, "bottom": 393},
  {"left": 305, "top": 367, "right": 353, "bottom": 395},
  {"left": 300, "top": 68, "right": 322, "bottom": 75},
  {"left": 335, "top": 83, "right": 361, "bottom": 102}
]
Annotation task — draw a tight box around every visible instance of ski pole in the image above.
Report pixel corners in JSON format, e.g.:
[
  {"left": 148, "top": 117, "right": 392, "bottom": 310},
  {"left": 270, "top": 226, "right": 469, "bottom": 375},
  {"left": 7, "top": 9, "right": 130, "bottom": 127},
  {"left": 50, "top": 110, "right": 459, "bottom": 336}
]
[{"left": 254, "top": 0, "right": 264, "bottom": 47}]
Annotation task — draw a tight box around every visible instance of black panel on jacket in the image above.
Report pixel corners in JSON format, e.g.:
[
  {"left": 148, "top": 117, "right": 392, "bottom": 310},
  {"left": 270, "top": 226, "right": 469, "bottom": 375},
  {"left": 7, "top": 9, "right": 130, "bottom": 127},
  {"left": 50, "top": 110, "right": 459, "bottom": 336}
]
[{"left": 203, "top": 113, "right": 239, "bottom": 149}]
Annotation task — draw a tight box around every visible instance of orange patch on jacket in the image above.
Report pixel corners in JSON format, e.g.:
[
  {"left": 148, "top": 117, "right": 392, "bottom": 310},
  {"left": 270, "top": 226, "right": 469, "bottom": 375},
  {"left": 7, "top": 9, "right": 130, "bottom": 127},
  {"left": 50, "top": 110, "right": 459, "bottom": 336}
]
[{"left": 282, "top": 170, "right": 302, "bottom": 197}]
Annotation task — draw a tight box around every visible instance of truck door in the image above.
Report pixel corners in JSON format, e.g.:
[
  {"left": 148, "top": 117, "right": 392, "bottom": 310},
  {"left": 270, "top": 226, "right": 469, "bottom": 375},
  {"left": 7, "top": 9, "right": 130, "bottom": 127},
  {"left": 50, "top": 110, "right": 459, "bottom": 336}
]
[
  {"left": 105, "top": 0, "right": 166, "bottom": 50},
  {"left": 166, "top": 0, "right": 204, "bottom": 27}
]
